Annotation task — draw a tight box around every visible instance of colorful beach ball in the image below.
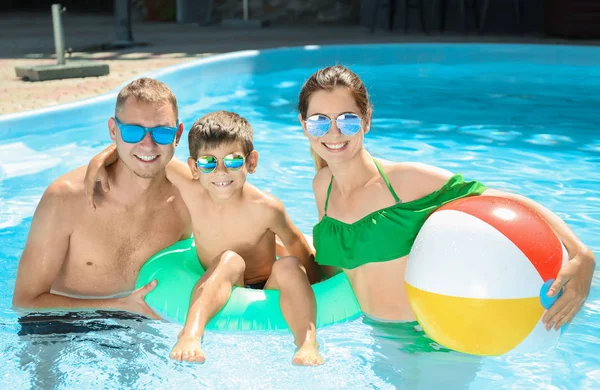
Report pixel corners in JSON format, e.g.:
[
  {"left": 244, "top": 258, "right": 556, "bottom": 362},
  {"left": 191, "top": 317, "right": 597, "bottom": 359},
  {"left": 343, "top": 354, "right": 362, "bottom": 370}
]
[{"left": 405, "top": 196, "right": 567, "bottom": 356}]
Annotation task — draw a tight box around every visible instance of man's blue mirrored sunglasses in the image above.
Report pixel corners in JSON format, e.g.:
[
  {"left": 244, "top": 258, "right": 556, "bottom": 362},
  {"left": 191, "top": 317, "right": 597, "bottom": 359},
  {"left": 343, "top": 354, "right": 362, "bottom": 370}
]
[{"left": 114, "top": 117, "right": 179, "bottom": 145}]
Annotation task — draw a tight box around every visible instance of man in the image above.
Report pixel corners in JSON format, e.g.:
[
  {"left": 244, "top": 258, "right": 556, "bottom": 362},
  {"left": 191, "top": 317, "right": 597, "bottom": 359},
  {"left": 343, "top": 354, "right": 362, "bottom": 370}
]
[{"left": 13, "top": 78, "right": 192, "bottom": 317}]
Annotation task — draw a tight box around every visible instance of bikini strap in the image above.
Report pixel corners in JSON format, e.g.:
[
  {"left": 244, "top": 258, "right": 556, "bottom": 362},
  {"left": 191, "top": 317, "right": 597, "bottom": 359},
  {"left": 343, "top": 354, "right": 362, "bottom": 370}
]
[
  {"left": 374, "top": 159, "right": 401, "bottom": 203},
  {"left": 323, "top": 176, "right": 334, "bottom": 215}
]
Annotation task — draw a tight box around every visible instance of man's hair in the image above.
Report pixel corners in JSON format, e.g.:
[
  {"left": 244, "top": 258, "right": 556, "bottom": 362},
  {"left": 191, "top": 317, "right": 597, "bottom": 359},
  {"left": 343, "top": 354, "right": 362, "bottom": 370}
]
[
  {"left": 115, "top": 77, "right": 178, "bottom": 121},
  {"left": 188, "top": 111, "right": 254, "bottom": 158}
]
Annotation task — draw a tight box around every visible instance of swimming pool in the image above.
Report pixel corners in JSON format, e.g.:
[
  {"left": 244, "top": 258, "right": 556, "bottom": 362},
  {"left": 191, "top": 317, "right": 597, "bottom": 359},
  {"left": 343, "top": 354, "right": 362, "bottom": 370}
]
[{"left": 0, "top": 43, "right": 598, "bottom": 389}]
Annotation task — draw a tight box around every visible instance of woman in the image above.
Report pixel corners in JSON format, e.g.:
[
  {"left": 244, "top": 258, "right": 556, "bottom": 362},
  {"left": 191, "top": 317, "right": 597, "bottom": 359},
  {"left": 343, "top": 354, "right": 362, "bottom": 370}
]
[{"left": 299, "top": 65, "right": 595, "bottom": 330}]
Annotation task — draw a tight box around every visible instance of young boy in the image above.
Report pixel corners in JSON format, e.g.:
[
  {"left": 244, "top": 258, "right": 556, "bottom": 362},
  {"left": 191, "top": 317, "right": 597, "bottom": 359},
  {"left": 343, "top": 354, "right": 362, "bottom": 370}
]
[{"left": 87, "top": 111, "right": 323, "bottom": 366}]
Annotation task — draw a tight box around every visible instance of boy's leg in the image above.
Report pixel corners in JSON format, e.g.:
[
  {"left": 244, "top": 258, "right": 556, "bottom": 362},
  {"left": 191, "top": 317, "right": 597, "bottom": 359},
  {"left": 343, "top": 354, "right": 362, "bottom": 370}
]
[
  {"left": 264, "top": 256, "right": 323, "bottom": 366},
  {"left": 170, "top": 250, "right": 245, "bottom": 363}
]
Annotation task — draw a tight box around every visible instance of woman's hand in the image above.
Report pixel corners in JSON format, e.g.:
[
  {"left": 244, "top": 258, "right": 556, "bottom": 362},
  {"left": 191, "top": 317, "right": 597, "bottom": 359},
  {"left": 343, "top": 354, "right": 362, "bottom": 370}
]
[{"left": 543, "top": 248, "right": 596, "bottom": 330}]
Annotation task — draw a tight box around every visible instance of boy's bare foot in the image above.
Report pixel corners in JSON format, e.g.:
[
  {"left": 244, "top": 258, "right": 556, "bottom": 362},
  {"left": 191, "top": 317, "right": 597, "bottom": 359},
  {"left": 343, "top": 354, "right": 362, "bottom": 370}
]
[
  {"left": 292, "top": 341, "right": 324, "bottom": 366},
  {"left": 170, "top": 333, "right": 206, "bottom": 364}
]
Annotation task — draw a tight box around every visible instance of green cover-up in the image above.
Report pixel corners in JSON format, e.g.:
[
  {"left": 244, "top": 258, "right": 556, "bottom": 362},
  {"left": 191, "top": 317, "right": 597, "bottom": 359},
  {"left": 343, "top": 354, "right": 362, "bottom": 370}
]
[{"left": 313, "top": 160, "right": 487, "bottom": 269}]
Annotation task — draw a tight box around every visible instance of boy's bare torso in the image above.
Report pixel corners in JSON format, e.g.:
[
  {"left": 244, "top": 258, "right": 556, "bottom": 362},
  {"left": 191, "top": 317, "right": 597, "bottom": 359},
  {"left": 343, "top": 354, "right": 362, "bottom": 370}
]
[
  {"left": 51, "top": 166, "right": 191, "bottom": 297},
  {"left": 179, "top": 182, "right": 277, "bottom": 284}
]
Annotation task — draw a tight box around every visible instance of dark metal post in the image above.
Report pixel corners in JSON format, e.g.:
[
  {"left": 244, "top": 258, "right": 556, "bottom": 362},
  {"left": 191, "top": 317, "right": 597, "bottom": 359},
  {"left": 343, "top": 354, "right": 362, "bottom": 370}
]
[
  {"left": 113, "top": 0, "right": 134, "bottom": 45},
  {"left": 51, "top": 4, "right": 66, "bottom": 65}
]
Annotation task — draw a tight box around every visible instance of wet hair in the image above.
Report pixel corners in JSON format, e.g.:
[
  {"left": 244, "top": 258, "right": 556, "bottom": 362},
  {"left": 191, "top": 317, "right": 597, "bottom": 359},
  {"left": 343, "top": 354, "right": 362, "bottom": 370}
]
[
  {"left": 115, "top": 77, "right": 178, "bottom": 122},
  {"left": 188, "top": 110, "right": 254, "bottom": 158},
  {"left": 298, "top": 65, "right": 372, "bottom": 171}
]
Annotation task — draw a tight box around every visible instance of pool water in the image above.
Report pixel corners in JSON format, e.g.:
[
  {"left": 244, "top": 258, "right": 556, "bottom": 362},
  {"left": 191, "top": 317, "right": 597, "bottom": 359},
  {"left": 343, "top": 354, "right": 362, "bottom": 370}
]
[{"left": 0, "top": 44, "right": 598, "bottom": 389}]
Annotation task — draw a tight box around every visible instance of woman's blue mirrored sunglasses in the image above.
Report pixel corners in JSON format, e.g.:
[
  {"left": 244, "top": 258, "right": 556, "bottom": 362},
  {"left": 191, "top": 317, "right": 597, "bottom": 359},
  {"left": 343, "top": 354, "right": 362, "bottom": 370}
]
[{"left": 303, "top": 113, "right": 362, "bottom": 137}]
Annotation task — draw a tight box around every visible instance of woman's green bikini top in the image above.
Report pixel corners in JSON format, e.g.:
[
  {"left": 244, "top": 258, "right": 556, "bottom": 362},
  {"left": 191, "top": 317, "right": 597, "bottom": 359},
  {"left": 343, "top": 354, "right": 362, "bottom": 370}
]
[{"left": 313, "top": 160, "right": 487, "bottom": 269}]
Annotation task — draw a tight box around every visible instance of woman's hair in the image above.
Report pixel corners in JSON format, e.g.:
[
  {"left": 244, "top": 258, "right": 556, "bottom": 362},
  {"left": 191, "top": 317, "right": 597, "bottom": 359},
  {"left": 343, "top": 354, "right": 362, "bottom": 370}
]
[{"left": 298, "top": 65, "right": 372, "bottom": 171}]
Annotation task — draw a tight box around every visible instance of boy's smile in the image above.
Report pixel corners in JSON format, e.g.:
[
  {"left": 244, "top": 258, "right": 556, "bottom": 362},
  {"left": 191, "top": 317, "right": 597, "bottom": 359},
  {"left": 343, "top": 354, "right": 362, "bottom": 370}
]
[
  {"left": 187, "top": 140, "right": 258, "bottom": 201},
  {"left": 212, "top": 180, "right": 234, "bottom": 188}
]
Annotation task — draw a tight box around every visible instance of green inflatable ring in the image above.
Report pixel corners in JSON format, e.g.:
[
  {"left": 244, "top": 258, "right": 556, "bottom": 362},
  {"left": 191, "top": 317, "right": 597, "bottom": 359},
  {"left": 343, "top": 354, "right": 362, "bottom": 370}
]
[{"left": 135, "top": 238, "right": 362, "bottom": 331}]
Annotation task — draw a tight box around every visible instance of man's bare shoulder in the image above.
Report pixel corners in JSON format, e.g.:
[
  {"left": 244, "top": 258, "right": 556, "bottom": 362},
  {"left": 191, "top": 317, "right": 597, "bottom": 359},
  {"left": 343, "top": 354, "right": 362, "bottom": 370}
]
[
  {"left": 30, "top": 166, "right": 88, "bottom": 234},
  {"left": 44, "top": 166, "right": 88, "bottom": 203}
]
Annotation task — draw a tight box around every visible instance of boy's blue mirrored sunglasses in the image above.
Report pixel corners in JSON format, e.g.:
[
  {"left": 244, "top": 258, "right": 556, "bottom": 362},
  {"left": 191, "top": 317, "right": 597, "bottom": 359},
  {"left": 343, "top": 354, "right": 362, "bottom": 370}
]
[
  {"left": 114, "top": 117, "right": 179, "bottom": 145},
  {"left": 196, "top": 153, "right": 249, "bottom": 174},
  {"left": 303, "top": 113, "right": 362, "bottom": 137}
]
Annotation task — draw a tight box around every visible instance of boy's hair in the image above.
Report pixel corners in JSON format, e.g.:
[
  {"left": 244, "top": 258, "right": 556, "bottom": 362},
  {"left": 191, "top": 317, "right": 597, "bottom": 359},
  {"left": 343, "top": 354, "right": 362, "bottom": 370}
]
[
  {"left": 115, "top": 78, "right": 178, "bottom": 120},
  {"left": 188, "top": 111, "right": 254, "bottom": 158}
]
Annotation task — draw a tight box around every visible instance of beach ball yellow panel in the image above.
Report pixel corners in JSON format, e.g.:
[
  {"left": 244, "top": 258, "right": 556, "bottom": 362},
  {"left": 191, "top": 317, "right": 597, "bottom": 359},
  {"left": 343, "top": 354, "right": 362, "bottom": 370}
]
[{"left": 405, "top": 196, "right": 567, "bottom": 356}]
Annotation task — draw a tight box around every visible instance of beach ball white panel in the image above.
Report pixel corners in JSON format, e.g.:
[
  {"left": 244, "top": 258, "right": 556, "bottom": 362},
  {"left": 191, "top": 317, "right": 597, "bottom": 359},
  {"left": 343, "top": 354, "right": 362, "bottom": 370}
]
[
  {"left": 561, "top": 243, "right": 569, "bottom": 266},
  {"left": 506, "top": 244, "right": 567, "bottom": 354},
  {"left": 507, "top": 317, "right": 561, "bottom": 355},
  {"left": 406, "top": 210, "right": 544, "bottom": 299}
]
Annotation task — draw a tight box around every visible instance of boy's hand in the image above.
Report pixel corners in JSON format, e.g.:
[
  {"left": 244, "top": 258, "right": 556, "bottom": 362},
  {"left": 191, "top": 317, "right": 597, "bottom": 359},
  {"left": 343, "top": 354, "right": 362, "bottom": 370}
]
[
  {"left": 84, "top": 144, "right": 118, "bottom": 210},
  {"left": 118, "top": 280, "right": 161, "bottom": 319},
  {"left": 84, "top": 159, "right": 110, "bottom": 210}
]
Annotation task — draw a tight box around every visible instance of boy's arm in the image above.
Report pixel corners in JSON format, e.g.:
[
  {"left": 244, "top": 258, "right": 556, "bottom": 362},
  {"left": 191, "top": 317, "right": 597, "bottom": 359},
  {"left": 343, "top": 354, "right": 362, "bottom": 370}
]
[
  {"left": 84, "top": 144, "right": 194, "bottom": 208},
  {"left": 267, "top": 198, "right": 320, "bottom": 284},
  {"left": 12, "top": 182, "right": 158, "bottom": 318},
  {"left": 85, "top": 143, "right": 118, "bottom": 209},
  {"left": 164, "top": 159, "right": 195, "bottom": 189}
]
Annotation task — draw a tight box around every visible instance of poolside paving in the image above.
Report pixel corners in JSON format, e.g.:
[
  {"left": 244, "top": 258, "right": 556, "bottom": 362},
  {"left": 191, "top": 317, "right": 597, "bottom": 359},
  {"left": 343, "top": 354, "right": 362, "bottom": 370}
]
[{"left": 1, "top": 12, "right": 598, "bottom": 116}]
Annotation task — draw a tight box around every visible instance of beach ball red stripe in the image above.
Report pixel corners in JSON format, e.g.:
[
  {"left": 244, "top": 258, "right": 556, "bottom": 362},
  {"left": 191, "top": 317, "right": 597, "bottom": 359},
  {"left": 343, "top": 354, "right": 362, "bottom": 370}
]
[{"left": 438, "top": 196, "right": 562, "bottom": 282}]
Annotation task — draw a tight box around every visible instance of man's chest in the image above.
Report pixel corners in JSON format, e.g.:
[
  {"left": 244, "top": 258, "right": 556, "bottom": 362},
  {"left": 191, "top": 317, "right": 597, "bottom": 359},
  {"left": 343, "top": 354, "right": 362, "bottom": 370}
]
[{"left": 64, "top": 208, "right": 186, "bottom": 282}]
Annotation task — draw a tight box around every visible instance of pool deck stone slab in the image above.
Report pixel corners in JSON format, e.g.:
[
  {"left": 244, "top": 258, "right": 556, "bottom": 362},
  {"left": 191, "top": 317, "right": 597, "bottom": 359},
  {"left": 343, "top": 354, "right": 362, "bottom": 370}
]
[
  {"left": 1, "top": 12, "right": 599, "bottom": 116},
  {"left": 15, "top": 61, "right": 110, "bottom": 82}
]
